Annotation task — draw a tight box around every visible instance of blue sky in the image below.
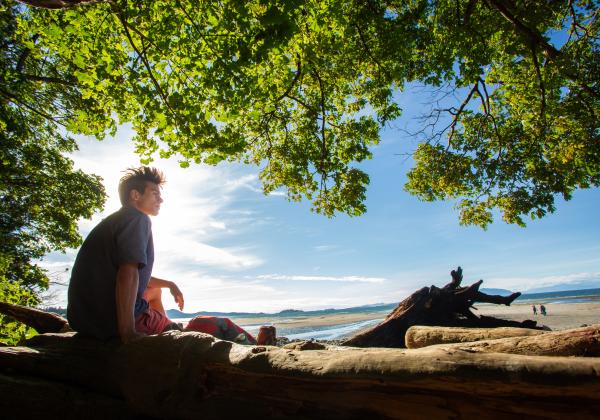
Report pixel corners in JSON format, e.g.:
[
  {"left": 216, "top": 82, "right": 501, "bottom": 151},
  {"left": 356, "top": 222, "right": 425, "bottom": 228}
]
[{"left": 41, "top": 88, "right": 600, "bottom": 313}]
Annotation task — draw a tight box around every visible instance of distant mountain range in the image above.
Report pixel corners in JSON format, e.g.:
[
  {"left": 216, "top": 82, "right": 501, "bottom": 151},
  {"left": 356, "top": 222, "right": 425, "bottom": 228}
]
[
  {"left": 166, "top": 287, "right": 600, "bottom": 319},
  {"left": 166, "top": 302, "right": 398, "bottom": 320},
  {"left": 524, "top": 280, "right": 600, "bottom": 294}
]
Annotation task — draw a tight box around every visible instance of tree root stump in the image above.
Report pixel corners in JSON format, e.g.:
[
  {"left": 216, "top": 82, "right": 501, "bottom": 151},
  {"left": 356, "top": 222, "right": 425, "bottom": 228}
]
[{"left": 343, "top": 267, "right": 541, "bottom": 348}]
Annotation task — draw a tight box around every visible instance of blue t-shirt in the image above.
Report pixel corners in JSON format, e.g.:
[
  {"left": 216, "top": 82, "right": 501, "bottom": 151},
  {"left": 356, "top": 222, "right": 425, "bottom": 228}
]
[{"left": 67, "top": 206, "right": 154, "bottom": 339}]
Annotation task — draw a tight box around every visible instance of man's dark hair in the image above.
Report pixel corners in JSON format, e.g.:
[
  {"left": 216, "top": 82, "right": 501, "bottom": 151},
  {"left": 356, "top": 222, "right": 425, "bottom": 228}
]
[{"left": 118, "top": 167, "right": 166, "bottom": 206}]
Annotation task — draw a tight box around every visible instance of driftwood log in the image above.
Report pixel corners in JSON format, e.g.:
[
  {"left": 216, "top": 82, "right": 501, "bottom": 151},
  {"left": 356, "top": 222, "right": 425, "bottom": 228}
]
[
  {"left": 1, "top": 331, "right": 600, "bottom": 419},
  {"left": 343, "top": 267, "right": 536, "bottom": 348},
  {"left": 1, "top": 301, "right": 600, "bottom": 417},
  {"left": 405, "top": 326, "right": 548, "bottom": 348},
  {"left": 0, "top": 301, "right": 70, "bottom": 334},
  {"left": 407, "top": 325, "right": 600, "bottom": 357}
]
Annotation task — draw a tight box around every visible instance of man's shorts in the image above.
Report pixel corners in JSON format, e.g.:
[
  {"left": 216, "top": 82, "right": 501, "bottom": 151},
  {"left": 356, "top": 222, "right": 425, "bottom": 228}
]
[{"left": 135, "top": 307, "right": 173, "bottom": 335}]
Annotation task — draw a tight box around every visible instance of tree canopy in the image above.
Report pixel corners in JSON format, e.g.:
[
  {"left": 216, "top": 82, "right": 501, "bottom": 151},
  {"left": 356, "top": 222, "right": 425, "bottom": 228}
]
[
  {"left": 1, "top": 2, "right": 106, "bottom": 343},
  {"left": 7, "top": 0, "right": 600, "bottom": 228}
]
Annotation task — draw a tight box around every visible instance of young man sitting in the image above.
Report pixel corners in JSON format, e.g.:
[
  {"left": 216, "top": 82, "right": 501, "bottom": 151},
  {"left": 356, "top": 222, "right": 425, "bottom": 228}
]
[
  {"left": 67, "top": 166, "right": 271, "bottom": 346},
  {"left": 68, "top": 167, "right": 184, "bottom": 343}
]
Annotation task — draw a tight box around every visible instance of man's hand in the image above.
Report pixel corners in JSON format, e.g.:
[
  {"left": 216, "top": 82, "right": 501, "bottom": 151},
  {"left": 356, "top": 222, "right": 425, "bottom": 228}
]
[
  {"left": 149, "top": 276, "right": 185, "bottom": 311},
  {"left": 169, "top": 283, "right": 184, "bottom": 311}
]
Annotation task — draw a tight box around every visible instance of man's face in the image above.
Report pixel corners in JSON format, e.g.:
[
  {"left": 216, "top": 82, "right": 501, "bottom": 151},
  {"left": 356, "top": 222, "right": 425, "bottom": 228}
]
[{"left": 130, "top": 182, "right": 163, "bottom": 216}]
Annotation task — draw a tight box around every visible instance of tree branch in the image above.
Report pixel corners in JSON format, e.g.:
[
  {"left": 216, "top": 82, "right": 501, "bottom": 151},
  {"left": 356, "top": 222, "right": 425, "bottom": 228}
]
[
  {"left": 447, "top": 80, "right": 479, "bottom": 145},
  {"left": 485, "top": 0, "right": 596, "bottom": 97},
  {"left": 274, "top": 56, "right": 302, "bottom": 104},
  {"left": 529, "top": 44, "right": 546, "bottom": 117},
  {"left": 17, "top": 0, "right": 102, "bottom": 9},
  {"left": 484, "top": 0, "right": 560, "bottom": 59},
  {"left": 112, "top": 4, "right": 180, "bottom": 129},
  {"left": 311, "top": 65, "right": 328, "bottom": 180},
  {"left": 463, "top": 0, "right": 477, "bottom": 25},
  {"left": 20, "top": 73, "right": 72, "bottom": 85},
  {"left": 353, "top": 22, "right": 390, "bottom": 80},
  {"left": 0, "top": 88, "right": 66, "bottom": 125}
]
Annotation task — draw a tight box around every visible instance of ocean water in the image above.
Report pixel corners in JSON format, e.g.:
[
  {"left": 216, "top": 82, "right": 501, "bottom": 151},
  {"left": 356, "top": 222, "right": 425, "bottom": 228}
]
[
  {"left": 516, "top": 288, "right": 600, "bottom": 303},
  {"left": 269, "top": 318, "right": 382, "bottom": 341},
  {"left": 176, "top": 319, "right": 383, "bottom": 341}
]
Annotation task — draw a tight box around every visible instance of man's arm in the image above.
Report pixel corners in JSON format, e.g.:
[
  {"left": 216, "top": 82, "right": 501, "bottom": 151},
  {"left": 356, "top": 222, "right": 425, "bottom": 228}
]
[
  {"left": 148, "top": 276, "right": 185, "bottom": 310},
  {"left": 116, "top": 263, "right": 145, "bottom": 343}
]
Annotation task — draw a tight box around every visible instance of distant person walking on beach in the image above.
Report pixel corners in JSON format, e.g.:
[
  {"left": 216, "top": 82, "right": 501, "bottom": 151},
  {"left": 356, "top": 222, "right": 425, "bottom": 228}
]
[
  {"left": 540, "top": 304, "right": 547, "bottom": 316},
  {"left": 532, "top": 305, "right": 537, "bottom": 315}
]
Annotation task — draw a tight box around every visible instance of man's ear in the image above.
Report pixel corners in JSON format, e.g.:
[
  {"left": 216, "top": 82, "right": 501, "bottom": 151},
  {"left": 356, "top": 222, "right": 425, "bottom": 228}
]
[{"left": 129, "top": 189, "right": 141, "bottom": 203}]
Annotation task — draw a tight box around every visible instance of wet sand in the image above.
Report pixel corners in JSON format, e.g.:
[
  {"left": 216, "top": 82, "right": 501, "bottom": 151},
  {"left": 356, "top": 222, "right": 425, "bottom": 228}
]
[
  {"left": 231, "top": 311, "right": 388, "bottom": 331},
  {"left": 475, "top": 301, "right": 600, "bottom": 330},
  {"left": 231, "top": 302, "right": 600, "bottom": 332}
]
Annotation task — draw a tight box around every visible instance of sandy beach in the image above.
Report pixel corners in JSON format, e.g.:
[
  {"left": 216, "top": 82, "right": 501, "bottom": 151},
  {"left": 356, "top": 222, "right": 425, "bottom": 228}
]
[
  {"left": 230, "top": 302, "right": 600, "bottom": 333},
  {"left": 231, "top": 310, "right": 388, "bottom": 331},
  {"left": 476, "top": 301, "right": 600, "bottom": 330}
]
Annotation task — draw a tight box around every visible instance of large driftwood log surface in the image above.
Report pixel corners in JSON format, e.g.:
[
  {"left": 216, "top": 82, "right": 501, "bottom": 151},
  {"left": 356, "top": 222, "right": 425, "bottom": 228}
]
[
  {"left": 343, "top": 267, "right": 539, "bottom": 348},
  {"left": 407, "top": 325, "right": 600, "bottom": 356},
  {"left": 1, "top": 330, "right": 600, "bottom": 419},
  {"left": 405, "top": 326, "right": 549, "bottom": 348}
]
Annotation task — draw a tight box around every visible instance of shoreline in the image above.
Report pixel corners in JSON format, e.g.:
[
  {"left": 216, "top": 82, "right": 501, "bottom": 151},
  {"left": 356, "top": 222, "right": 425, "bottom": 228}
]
[{"left": 230, "top": 302, "right": 600, "bottom": 333}]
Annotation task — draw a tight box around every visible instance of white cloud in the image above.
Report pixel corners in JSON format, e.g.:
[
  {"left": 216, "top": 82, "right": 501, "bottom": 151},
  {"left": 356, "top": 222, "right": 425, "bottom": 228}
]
[
  {"left": 268, "top": 191, "right": 287, "bottom": 197},
  {"left": 155, "top": 238, "right": 262, "bottom": 272},
  {"left": 252, "top": 274, "right": 386, "bottom": 283},
  {"left": 486, "top": 272, "right": 600, "bottom": 291},
  {"left": 223, "top": 174, "right": 261, "bottom": 193},
  {"left": 314, "top": 245, "right": 338, "bottom": 252}
]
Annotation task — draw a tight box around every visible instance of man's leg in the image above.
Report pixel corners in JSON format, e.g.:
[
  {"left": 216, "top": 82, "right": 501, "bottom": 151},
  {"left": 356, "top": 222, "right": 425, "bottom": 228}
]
[
  {"left": 143, "top": 286, "right": 166, "bottom": 315},
  {"left": 136, "top": 287, "right": 181, "bottom": 334}
]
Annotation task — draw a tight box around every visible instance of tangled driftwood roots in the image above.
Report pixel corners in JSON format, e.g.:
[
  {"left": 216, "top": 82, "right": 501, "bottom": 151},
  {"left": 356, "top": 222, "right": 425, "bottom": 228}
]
[{"left": 343, "top": 267, "right": 540, "bottom": 348}]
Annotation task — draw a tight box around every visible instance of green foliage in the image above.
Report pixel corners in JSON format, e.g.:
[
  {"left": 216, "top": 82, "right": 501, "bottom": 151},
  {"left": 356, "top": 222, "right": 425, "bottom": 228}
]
[
  {"left": 6, "top": 0, "right": 600, "bottom": 227},
  {"left": 0, "top": 255, "right": 38, "bottom": 345},
  {"left": 1, "top": 1, "right": 106, "bottom": 334},
  {"left": 403, "top": 0, "right": 599, "bottom": 227}
]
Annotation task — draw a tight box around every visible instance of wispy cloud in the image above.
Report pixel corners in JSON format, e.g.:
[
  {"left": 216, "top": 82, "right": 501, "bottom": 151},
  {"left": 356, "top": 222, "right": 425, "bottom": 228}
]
[
  {"left": 487, "top": 272, "right": 600, "bottom": 291},
  {"left": 314, "top": 245, "right": 338, "bottom": 252},
  {"left": 253, "top": 274, "right": 386, "bottom": 283},
  {"left": 156, "top": 239, "right": 263, "bottom": 271},
  {"left": 268, "top": 191, "right": 287, "bottom": 197},
  {"left": 223, "top": 174, "right": 261, "bottom": 193}
]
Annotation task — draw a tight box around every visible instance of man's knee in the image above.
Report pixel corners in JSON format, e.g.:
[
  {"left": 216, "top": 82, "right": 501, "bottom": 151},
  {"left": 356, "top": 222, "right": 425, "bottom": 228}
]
[{"left": 144, "top": 287, "right": 162, "bottom": 302}]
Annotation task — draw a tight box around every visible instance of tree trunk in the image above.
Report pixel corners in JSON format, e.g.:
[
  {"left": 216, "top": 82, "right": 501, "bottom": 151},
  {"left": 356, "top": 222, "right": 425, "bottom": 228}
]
[
  {"left": 343, "top": 267, "right": 537, "bottom": 348},
  {"left": 1, "top": 331, "right": 600, "bottom": 419},
  {"left": 17, "top": 0, "right": 103, "bottom": 9},
  {"left": 405, "top": 326, "right": 547, "bottom": 348}
]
